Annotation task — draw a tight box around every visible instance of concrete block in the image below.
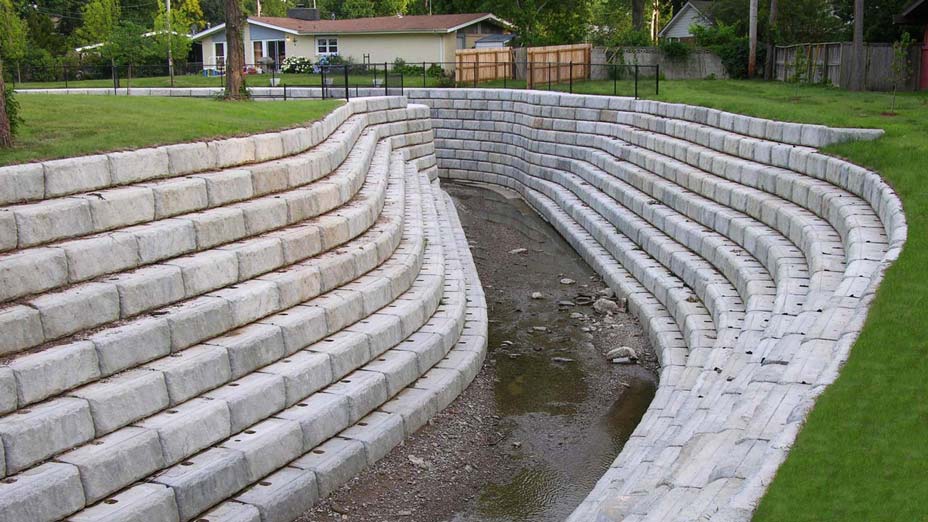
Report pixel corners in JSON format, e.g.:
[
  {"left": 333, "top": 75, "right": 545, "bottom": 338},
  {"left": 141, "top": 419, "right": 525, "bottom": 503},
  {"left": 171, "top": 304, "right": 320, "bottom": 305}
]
[
  {"left": 0, "top": 305, "right": 44, "bottom": 356},
  {"left": 107, "top": 148, "right": 170, "bottom": 185},
  {"left": 166, "top": 142, "right": 216, "bottom": 176},
  {"left": 210, "top": 138, "right": 256, "bottom": 169},
  {"left": 209, "top": 280, "right": 280, "bottom": 325},
  {"left": 239, "top": 198, "right": 289, "bottom": 236},
  {"left": 11, "top": 341, "right": 100, "bottom": 405},
  {"left": 145, "top": 345, "right": 231, "bottom": 405},
  {"left": 204, "top": 372, "right": 286, "bottom": 433},
  {"left": 57, "top": 427, "right": 166, "bottom": 504},
  {"left": 235, "top": 466, "right": 318, "bottom": 522},
  {"left": 137, "top": 397, "right": 231, "bottom": 466},
  {"left": 190, "top": 208, "right": 247, "bottom": 249},
  {"left": 0, "top": 163, "right": 44, "bottom": 205},
  {"left": 61, "top": 234, "right": 139, "bottom": 282},
  {"left": 252, "top": 133, "right": 285, "bottom": 162},
  {"left": 379, "top": 387, "right": 438, "bottom": 435},
  {"left": 196, "top": 170, "right": 254, "bottom": 206},
  {"left": 68, "top": 483, "right": 178, "bottom": 522},
  {"left": 129, "top": 219, "right": 197, "bottom": 264},
  {"left": 198, "top": 502, "right": 260, "bottom": 522},
  {"left": 111, "top": 265, "right": 185, "bottom": 318},
  {"left": 258, "top": 305, "right": 328, "bottom": 355},
  {"left": 72, "top": 369, "right": 170, "bottom": 436},
  {"left": 0, "top": 462, "right": 85, "bottom": 522},
  {"left": 0, "top": 209, "right": 15, "bottom": 251},
  {"left": 307, "top": 331, "right": 372, "bottom": 380},
  {"left": 258, "top": 264, "right": 322, "bottom": 309},
  {"left": 168, "top": 250, "right": 239, "bottom": 297},
  {"left": 14, "top": 198, "right": 93, "bottom": 247},
  {"left": 249, "top": 162, "right": 290, "bottom": 196},
  {"left": 224, "top": 237, "right": 284, "bottom": 280},
  {"left": 221, "top": 417, "right": 303, "bottom": 482},
  {"left": 30, "top": 282, "right": 120, "bottom": 340},
  {"left": 0, "top": 248, "right": 68, "bottom": 301},
  {"left": 165, "top": 296, "right": 234, "bottom": 351},
  {"left": 0, "top": 397, "right": 95, "bottom": 474},
  {"left": 322, "top": 370, "right": 388, "bottom": 424},
  {"left": 291, "top": 437, "right": 365, "bottom": 497},
  {"left": 360, "top": 350, "right": 419, "bottom": 396},
  {"left": 90, "top": 317, "right": 171, "bottom": 376},
  {"left": 206, "top": 324, "right": 285, "bottom": 379},
  {"left": 151, "top": 178, "right": 209, "bottom": 218},
  {"left": 44, "top": 155, "right": 111, "bottom": 197},
  {"left": 340, "top": 411, "right": 405, "bottom": 465},
  {"left": 0, "top": 367, "right": 16, "bottom": 414},
  {"left": 275, "top": 392, "right": 350, "bottom": 451},
  {"left": 152, "top": 447, "right": 250, "bottom": 522}
]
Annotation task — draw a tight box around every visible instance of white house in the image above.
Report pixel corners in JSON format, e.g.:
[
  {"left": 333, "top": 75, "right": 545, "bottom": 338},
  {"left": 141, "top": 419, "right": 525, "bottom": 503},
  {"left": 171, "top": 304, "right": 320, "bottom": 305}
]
[
  {"left": 190, "top": 10, "right": 513, "bottom": 71},
  {"left": 658, "top": 1, "right": 715, "bottom": 41}
]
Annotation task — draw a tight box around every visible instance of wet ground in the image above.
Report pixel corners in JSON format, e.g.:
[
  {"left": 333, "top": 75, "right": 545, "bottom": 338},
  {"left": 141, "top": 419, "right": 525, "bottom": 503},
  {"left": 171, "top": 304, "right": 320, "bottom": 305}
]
[{"left": 301, "top": 181, "right": 658, "bottom": 522}]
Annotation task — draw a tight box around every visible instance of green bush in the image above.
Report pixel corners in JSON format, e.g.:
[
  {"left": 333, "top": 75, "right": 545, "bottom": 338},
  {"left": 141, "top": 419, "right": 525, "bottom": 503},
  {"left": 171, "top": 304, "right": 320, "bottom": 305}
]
[
  {"left": 427, "top": 63, "right": 444, "bottom": 78},
  {"left": 4, "top": 86, "right": 21, "bottom": 136},
  {"left": 391, "top": 58, "right": 425, "bottom": 76},
  {"left": 659, "top": 40, "right": 691, "bottom": 61},
  {"left": 281, "top": 56, "right": 313, "bottom": 74},
  {"left": 692, "top": 23, "right": 762, "bottom": 79}
]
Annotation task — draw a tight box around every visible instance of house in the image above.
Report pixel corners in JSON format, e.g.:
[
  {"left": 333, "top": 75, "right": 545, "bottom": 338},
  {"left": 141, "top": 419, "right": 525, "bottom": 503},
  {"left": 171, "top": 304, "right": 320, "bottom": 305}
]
[
  {"left": 894, "top": 0, "right": 928, "bottom": 89},
  {"left": 657, "top": 1, "right": 715, "bottom": 42},
  {"left": 190, "top": 10, "right": 513, "bottom": 72}
]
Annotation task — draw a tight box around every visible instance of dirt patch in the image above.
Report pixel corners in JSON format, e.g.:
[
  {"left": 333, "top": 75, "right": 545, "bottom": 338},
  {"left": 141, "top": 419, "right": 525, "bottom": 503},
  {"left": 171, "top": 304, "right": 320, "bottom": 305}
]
[{"left": 300, "top": 181, "right": 658, "bottom": 522}]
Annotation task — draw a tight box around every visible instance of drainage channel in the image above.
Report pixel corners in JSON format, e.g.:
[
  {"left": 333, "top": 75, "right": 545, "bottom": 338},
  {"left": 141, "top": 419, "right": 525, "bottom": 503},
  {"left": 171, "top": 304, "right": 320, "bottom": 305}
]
[{"left": 302, "top": 181, "right": 658, "bottom": 522}]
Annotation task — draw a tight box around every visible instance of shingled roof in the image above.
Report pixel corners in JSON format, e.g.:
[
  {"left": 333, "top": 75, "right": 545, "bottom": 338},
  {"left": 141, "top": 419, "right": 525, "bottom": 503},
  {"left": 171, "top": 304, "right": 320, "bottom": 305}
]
[{"left": 192, "top": 12, "right": 510, "bottom": 40}]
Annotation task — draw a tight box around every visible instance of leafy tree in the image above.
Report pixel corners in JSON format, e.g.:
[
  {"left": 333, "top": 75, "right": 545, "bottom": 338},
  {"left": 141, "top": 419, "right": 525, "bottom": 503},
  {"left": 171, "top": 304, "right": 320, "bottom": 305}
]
[
  {"left": 224, "top": 0, "right": 247, "bottom": 99},
  {"left": 104, "top": 20, "right": 155, "bottom": 68},
  {"left": 153, "top": 0, "right": 204, "bottom": 65},
  {"left": 692, "top": 22, "right": 754, "bottom": 78},
  {"left": 73, "top": 0, "right": 121, "bottom": 47},
  {"left": 1, "top": 0, "right": 28, "bottom": 146}
]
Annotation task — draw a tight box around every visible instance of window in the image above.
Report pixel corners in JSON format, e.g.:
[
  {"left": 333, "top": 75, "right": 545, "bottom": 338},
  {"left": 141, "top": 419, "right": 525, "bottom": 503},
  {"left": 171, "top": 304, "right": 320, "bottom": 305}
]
[
  {"left": 253, "top": 41, "right": 264, "bottom": 64},
  {"left": 214, "top": 42, "right": 225, "bottom": 66},
  {"left": 267, "top": 40, "right": 286, "bottom": 64},
  {"left": 316, "top": 37, "right": 338, "bottom": 55}
]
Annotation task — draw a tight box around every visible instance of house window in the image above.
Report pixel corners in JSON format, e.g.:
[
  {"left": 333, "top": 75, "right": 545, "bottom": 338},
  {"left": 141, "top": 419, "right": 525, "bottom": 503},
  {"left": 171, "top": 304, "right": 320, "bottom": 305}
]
[
  {"left": 214, "top": 42, "right": 225, "bottom": 67},
  {"left": 267, "top": 40, "right": 286, "bottom": 64},
  {"left": 253, "top": 41, "right": 264, "bottom": 64},
  {"left": 316, "top": 37, "right": 338, "bottom": 55}
]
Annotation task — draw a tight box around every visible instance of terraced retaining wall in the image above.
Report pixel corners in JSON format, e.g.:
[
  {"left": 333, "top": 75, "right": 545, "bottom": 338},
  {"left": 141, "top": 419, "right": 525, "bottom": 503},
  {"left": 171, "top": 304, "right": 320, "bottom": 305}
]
[
  {"left": 0, "top": 96, "right": 488, "bottom": 522},
  {"left": 3, "top": 89, "right": 906, "bottom": 522},
  {"left": 408, "top": 89, "right": 905, "bottom": 522}
]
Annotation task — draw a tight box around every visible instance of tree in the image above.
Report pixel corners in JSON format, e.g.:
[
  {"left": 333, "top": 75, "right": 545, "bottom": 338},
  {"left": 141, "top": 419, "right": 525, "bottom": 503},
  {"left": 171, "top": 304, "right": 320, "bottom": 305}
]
[
  {"left": 224, "top": 0, "right": 247, "bottom": 99},
  {"left": 748, "top": 0, "right": 757, "bottom": 76},
  {"left": 890, "top": 31, "right": 913, "bottom": 112},
  {"left": 1, "top": 0, "right": 28, "bottom": 147},
  {"left": 763, "top": 0, "right": 777, "bottom": 79},
  {"left": 73, "top": 0, "right": 121, "bottom": 47},
  {"left": 848, "top": 0, "right": 864, "bottom": 90},
  {"left": 104, "top": 20, "right": 156, "bottom": 80}
]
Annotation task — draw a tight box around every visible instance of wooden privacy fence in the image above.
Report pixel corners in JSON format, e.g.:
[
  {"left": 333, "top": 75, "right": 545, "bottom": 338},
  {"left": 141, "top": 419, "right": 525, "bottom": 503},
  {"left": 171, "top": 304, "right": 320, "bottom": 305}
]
[
  {"left": 454, "top": 48, "right": 514, "bottom": 84},
  {"left": 526, "top": 43, "right": 592, "bottom": 88},
  {"left": 774, "top": 42, "right": 922, "bottom": 91}
]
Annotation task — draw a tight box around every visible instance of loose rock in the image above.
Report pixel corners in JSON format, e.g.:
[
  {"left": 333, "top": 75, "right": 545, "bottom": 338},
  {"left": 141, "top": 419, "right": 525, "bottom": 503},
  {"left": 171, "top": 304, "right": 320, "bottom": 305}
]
[
  {"left": 509, "top": 248, "right": 528, "bottom": 255},
  {"left": 606, "top": 346, "right": 638, "bottom": 360},
  {"left": 593, "top": 298, "right": 621, "bottom": 315},
  {"left": 531, "top": 292, "right": 544, "bottom": 299},
  {"left": 598, "top": 287, "right": 616, "bottom": 298},
  {"left": 551, "top": 357, "right": 575, "bottom": 363},
  {"left": 559, "top": 278, "right": 576, "bottom": 285}
]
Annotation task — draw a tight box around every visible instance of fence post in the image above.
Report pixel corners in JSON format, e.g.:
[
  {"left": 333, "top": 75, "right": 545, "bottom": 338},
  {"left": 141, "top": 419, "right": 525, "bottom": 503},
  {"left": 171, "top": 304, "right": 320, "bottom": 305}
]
[
  {"left": 283, "top": 83, "right": 287, "bottom": 101},
  {"left": 112, "top": 64, "right": 118, "bottom": 95},
  {"left": 321, "top": 68, "right": 326, "bottom": 99},
  {"left": 548, "top": 62, "right": 552, "bottom": 90},
  {"left": 345, "top": 65, "right": 350, "bottom": 100},
  {"left": 504, "top": 59, "right": 507, "bottom": 89},
  {"left": 64, "top": 65, "right": 69, "bottom": 89},
  {"left": 634, "top": 64, "right": 639, "bottom": 99},
  {"left": 473, "top": 60, "right": 478, "bottom": 88},
  {"left": 613, "top": 64, "right": 616, "bottom": 96},
  {"left": 423, "top": 61, "right": 426, "bottom": 87},
  {"left": 383, "top": 62, "right": 388, "bottom": 96},
  {"left": 655, "top": 64, "right": 660, "bottom": 96},
  {"left": 569, "top": 61, "right": 573, "bottom": 93}
]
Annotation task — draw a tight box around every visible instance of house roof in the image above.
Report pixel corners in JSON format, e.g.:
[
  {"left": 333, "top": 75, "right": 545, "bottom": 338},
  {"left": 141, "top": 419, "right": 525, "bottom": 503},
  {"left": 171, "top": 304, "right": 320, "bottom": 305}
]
[
  {"left": 658, "top": 1, "right": 716, "bottom": 37},
  {"left": 192, "top": 12, "right": 511, "bottom": 41}
]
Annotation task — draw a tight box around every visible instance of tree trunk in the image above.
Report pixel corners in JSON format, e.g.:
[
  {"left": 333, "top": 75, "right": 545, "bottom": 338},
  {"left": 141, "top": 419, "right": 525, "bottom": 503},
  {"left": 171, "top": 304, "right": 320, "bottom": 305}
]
[
  {"left": 224, "top": 0, "right": 246, "bottom": 99},
  {"left": 764, "top": 0, "right": 778, "bottom": 79},
  {"left": 632, "top": 0, "right": 644, "bottom": 31},
  {"left": 0, "top": 59, "right": 13, "bottom": 149},
  {"left": 849, "top": 0, "right": 865, "bottom": 90},
  {"left": 748, "top": 0, "right": 758, "bottom": 77}
]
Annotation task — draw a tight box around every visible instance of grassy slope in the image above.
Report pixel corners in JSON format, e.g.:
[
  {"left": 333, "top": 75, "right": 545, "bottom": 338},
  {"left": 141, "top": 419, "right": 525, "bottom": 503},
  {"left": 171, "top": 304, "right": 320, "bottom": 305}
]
[
  {"left": 647, "top": 81, "right": 928, "bottom": 521},
  {"left": 0, "top": 95, "right": 343, "bottom": 165}
]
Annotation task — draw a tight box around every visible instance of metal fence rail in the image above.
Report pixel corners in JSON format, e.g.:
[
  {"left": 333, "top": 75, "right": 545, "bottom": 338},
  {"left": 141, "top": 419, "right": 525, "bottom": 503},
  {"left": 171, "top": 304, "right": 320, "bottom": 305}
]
[{"left": 8, "top": 60, "right": 661, "bottom": 99}]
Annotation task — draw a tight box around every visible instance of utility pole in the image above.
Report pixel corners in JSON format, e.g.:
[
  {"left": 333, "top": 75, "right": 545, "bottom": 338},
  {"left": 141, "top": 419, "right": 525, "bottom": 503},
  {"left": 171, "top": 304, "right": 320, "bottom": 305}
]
[
  {"left": 256, "top": 0, "right": 261, "bottom": 16},
  {"left": 167, "top": 0, "right": 175, "bottom": 86}
]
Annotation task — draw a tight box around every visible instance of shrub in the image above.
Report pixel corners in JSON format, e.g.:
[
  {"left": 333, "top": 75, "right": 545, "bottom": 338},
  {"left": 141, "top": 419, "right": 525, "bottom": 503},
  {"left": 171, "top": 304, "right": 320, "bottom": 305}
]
[
  {"left": 691, "top": 23, "right": 762, "bottom": 79},
  {"left": 427, "top": 63, "right": 444, "bottom": 78},
  {"left": 4, "top": 86, "right": 21, "bottom": 136},
  {"left": 391, "top": 58, "right": 425, "bottom": 76},
  {"left": 281, "top": 56, "right": 313, "bottom": 74},
  {"left": 659, "top": 40, "right": 691, "bottom": 62}
]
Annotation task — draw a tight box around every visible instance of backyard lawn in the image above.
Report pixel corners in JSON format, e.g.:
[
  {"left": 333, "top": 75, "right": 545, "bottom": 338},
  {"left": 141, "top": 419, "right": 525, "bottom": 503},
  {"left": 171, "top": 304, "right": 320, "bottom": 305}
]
[
  {"left": 0, "top": 95, "right": 343, "bottom": 165},
  {"left": 649, "top": 81, "right": 928, "bottom": 522}
]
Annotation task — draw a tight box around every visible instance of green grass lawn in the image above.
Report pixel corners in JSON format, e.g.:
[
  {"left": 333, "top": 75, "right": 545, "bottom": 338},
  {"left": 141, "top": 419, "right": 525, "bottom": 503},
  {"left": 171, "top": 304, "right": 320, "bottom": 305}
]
[
  {"left": 0, "top": 95, "right": 343, "bottom": 165},
  {"left": 645, "top": 80, "right": 928, "bottom": 521}
]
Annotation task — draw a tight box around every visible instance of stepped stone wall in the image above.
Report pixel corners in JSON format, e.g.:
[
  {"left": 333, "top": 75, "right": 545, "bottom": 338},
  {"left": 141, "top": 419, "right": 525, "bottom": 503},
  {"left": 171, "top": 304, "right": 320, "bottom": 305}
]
[
  {"left": 4, "top": 88, "right": 905, "bottom": 522},
  {"left": 0, "top": 96, "right": 488, "bottom": 522},
  {"left": 405, "top": 89, "right": 904, "bottom": 522}
]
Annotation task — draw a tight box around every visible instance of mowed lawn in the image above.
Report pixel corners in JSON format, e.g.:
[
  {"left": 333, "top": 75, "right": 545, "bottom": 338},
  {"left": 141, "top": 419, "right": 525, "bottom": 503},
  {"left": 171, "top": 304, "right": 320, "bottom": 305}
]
[
  {"left": 648, "top": 81, "right": 928, "bottom": 521},
  {"left": 0, "top": 94, "right": 343, "bottom": 165}
]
